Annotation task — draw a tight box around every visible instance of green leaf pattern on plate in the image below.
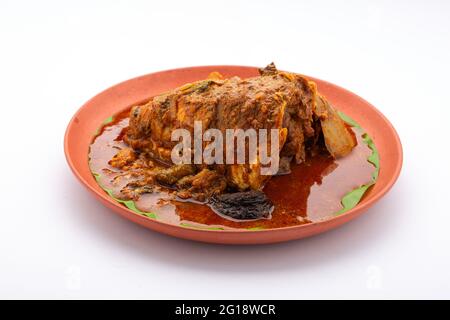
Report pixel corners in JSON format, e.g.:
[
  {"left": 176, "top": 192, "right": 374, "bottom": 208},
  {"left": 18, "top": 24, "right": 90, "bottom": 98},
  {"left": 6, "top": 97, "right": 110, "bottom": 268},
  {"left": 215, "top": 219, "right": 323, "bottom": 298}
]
[{"left": 335, "top": 112, "right": 380, "bottom": 215}]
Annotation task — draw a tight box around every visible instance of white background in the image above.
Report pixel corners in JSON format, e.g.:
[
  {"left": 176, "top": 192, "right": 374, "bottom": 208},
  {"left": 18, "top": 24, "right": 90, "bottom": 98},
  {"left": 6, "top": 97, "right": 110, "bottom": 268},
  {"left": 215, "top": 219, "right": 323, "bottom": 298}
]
[{"left": 1, "top": 0, "right": 449, "bottom": 299}]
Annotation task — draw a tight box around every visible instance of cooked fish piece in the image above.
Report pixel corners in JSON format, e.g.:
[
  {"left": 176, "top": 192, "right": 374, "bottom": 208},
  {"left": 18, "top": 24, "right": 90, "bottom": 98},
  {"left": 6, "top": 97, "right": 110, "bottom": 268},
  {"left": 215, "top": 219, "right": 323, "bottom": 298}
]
[
  {"left": 125, "top": 64, "right": 316, "bottom": 190},
  {"left": 176, "top": 168, "right": 227, "bottom": 201},
  {"left": 124, "top": 63, "right": 356, "bottom": 196}
]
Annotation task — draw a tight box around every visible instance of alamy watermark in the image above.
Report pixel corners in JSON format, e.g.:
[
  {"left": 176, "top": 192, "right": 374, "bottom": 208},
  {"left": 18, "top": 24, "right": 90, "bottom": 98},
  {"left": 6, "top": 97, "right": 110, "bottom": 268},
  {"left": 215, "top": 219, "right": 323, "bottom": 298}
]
[{"left": 171, "top": 121, "right": 281, "bottom": 175}]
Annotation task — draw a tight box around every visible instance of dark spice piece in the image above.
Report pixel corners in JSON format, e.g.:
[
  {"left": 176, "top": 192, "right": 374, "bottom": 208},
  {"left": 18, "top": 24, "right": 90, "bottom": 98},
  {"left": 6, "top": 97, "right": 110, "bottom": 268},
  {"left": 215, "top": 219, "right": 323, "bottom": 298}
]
[{"left": 209, "top": 190, "right": 274, "bottom": 220}]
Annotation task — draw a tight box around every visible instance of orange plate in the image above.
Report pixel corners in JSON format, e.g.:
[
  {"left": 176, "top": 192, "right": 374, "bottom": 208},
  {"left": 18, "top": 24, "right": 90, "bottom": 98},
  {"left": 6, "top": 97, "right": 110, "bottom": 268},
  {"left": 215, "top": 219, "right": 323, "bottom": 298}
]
[{"left": 64, "top": 66, "right": 402, "bottom": 244}]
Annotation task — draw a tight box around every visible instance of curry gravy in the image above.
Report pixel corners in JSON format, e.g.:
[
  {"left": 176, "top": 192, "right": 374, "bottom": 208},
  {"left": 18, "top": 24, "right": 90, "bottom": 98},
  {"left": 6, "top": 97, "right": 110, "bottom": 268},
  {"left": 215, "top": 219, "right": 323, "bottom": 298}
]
[{"left": 89, "top": 109, "right": 374, "bottom": 230}]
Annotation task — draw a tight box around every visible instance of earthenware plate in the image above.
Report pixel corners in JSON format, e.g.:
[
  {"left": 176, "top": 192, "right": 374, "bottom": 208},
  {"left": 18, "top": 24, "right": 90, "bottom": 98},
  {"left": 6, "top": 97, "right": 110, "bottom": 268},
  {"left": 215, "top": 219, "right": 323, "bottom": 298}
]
[{"left": 64, "top": 66, "right": 402, "bottom": 244}]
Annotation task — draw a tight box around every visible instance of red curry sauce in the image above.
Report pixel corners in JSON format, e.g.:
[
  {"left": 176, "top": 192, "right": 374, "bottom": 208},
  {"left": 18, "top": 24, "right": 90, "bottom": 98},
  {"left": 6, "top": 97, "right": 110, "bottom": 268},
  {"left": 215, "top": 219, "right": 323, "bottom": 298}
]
[{"left": 89, "top": 109, "right": 374, "bottom": 230}]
